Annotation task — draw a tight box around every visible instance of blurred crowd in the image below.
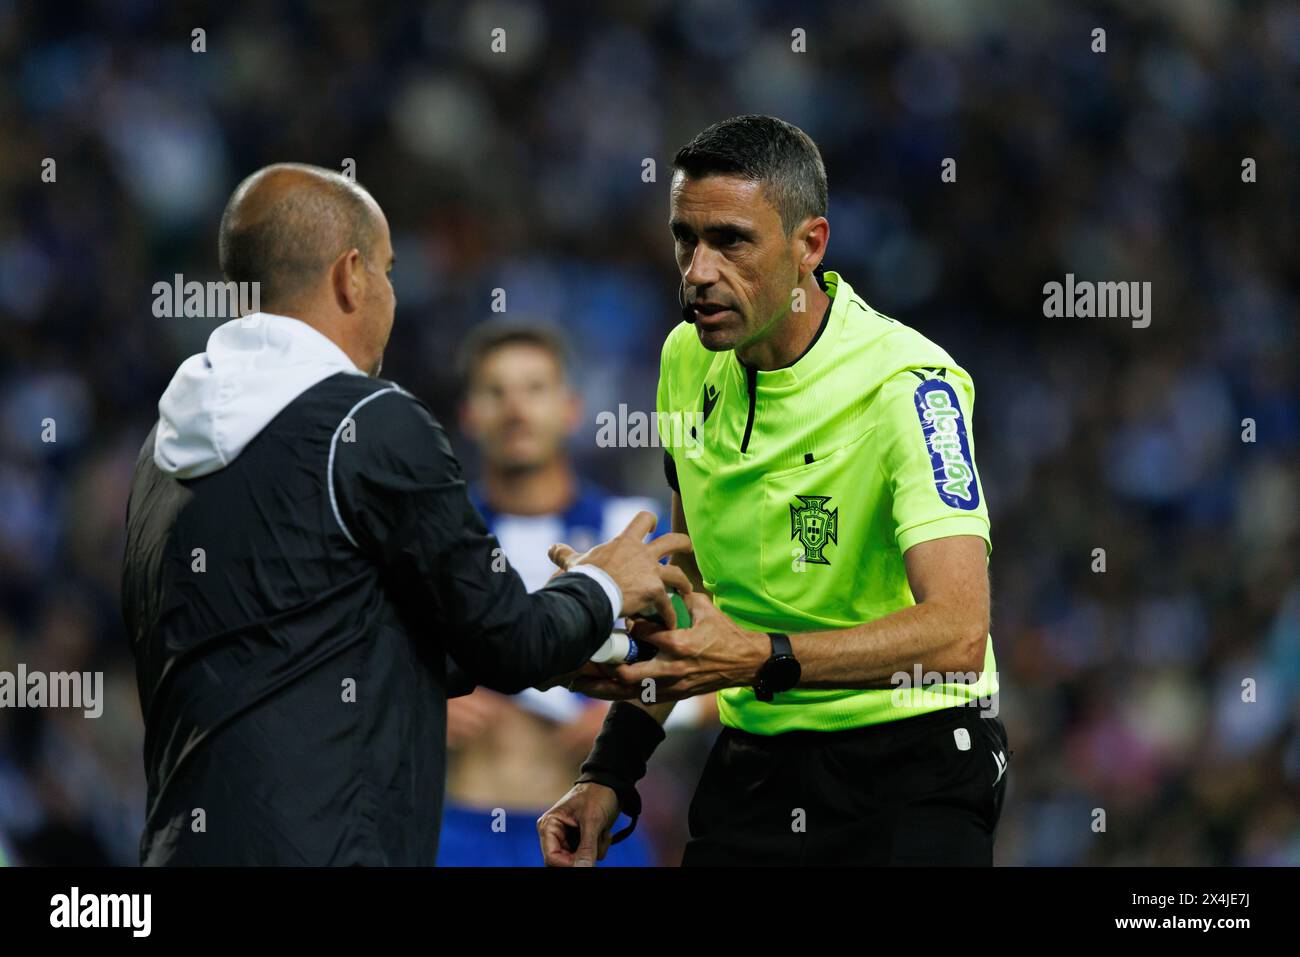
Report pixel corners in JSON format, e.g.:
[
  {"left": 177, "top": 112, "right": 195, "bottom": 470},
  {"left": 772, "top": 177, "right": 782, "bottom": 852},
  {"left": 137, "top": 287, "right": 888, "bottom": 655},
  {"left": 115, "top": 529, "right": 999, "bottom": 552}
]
[{"left": 1, "top": 0, "right": 1297, "bottom": 865}]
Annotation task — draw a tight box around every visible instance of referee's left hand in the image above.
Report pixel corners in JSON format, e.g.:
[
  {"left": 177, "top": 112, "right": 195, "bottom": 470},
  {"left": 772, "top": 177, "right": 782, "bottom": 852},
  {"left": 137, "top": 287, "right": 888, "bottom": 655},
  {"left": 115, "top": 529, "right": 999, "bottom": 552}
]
[{"left": 608, "top": 591, "right": 769, "bottom": 700}]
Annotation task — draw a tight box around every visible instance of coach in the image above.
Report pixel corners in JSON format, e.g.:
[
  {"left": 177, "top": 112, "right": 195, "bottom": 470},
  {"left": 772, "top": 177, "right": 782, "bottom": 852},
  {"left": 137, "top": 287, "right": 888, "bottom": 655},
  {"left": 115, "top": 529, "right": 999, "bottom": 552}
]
[
  {"left": 540, "top": 117, "right": 1010, "bottom": 866},
  {"left": 122, "top": 164, "right": 690, "bottom": 865}
]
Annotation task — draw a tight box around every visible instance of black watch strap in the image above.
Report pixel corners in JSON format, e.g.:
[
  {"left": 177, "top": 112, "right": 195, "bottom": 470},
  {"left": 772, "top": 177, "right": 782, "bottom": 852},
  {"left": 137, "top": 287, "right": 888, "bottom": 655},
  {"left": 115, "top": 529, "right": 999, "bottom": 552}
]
[{"left": 755, "top": 632, "right": 798, "bottom": 702}]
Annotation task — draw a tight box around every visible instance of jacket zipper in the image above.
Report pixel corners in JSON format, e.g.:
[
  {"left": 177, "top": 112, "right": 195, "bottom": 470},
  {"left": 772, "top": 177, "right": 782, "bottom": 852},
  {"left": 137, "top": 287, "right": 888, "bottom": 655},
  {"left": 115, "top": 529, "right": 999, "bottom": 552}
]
[{"left": 740, "top": 365, "right": 758, "bottom": 453}]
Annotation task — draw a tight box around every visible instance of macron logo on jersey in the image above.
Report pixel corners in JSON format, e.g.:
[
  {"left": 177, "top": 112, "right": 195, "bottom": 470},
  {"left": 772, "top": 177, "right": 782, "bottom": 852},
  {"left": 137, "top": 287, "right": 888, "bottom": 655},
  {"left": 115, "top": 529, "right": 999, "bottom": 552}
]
[
  {"left": 913, "top": 379, "right": 980, "bottom": 511},
  {"left": 702, "top": 383, "right": 720, "bottom": 424}
]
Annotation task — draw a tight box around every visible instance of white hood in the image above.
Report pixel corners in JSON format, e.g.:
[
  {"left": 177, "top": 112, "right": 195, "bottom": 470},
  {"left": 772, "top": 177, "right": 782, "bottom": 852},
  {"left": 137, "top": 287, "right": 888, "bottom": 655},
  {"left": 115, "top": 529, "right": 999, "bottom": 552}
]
[{"left": 154, "top": 312, "right": 365, "bottom": 479}]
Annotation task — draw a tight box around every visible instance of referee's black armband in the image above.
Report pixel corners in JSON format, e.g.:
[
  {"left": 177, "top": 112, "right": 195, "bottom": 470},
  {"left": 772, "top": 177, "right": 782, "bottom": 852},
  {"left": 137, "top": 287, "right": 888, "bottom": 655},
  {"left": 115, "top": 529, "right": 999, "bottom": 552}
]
[
  {"left": 663, "top": 450, "right": 679, "bottom": 494},
  {"left": 575, "top": 702, "right": 666, "bottom": 844}
]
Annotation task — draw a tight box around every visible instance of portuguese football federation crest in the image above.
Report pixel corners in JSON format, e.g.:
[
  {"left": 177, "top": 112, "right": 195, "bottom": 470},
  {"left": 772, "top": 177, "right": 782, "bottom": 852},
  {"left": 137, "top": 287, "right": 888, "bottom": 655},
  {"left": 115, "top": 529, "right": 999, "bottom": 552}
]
[{"left": 790, "top": 494, "right": 838, "bottom": 565}]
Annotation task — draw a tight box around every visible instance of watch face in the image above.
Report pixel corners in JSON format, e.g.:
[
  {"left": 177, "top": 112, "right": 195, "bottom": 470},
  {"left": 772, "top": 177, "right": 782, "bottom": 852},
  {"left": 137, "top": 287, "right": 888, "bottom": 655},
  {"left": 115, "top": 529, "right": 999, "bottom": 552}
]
[{"left": 762, "top": 655, "right": 801, "bottom": 695}]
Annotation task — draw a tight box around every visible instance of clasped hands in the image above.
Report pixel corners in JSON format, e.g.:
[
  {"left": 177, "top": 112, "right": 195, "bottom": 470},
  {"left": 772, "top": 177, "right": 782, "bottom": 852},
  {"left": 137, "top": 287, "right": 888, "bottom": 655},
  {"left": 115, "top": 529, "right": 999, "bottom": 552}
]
[{"left": 540, "top": 511, "right": 767, "bottom": 702}]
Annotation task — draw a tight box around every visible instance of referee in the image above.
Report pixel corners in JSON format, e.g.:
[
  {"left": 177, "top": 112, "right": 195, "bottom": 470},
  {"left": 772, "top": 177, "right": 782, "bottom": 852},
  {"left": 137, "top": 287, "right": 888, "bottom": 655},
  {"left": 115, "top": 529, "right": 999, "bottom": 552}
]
[
  {"left": 122, "top": 163, "right": 691, "bottom": 865},
  {"left": 539, "top": 116, "right": 1010, "bottom": 866}
]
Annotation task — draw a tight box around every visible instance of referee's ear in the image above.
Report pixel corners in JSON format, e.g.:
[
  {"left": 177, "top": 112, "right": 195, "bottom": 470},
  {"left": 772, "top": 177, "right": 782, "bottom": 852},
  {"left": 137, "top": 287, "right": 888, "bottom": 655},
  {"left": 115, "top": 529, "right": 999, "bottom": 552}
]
[{"left": 794, "top": 215, "right": 830, "bottom": 280}]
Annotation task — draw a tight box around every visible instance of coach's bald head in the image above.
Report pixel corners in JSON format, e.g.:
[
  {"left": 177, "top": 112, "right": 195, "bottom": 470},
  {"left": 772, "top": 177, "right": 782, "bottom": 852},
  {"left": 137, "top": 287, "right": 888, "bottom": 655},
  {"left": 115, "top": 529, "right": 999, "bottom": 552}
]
[{"left": 219, "top": 163, "right": 396, "bottom": 375}]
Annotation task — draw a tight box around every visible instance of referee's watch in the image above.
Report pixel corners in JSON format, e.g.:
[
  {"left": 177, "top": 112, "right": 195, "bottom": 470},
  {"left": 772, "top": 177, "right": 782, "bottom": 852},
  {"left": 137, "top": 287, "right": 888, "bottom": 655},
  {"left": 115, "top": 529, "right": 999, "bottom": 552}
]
[{"left": 754, "top": 632, "right": 801, "bottom": 702}]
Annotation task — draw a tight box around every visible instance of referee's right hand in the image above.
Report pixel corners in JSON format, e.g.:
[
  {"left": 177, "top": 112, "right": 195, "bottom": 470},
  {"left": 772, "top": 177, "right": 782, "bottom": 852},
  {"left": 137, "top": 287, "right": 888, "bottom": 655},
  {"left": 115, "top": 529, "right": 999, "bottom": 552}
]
[
  {"left": 538, "top": 782, "right": 621, "bottom": 867},
  {"left": 548, "top": 511, "right": 693, "bottom": 626}
]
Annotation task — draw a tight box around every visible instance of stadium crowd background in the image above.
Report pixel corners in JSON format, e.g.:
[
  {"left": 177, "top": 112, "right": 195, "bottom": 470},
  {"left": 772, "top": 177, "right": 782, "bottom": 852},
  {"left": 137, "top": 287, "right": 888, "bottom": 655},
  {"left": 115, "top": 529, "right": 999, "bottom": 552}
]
[{"left": 0, "top": 0, "right": 1297, "bottom": 866}]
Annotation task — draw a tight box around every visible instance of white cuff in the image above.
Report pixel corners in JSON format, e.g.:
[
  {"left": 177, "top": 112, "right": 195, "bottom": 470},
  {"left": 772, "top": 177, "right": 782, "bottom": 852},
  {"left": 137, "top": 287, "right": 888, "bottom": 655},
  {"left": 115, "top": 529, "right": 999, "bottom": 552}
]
[{"left": 567, "top": 564, "right": 622, "bottom": 631}]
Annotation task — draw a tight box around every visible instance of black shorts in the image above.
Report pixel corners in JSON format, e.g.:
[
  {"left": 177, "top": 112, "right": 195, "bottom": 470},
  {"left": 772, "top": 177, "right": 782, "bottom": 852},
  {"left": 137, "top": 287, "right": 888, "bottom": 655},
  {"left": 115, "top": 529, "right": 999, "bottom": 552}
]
[{"left": 681, "top": 705, "right": 1010, "bottom": 866}]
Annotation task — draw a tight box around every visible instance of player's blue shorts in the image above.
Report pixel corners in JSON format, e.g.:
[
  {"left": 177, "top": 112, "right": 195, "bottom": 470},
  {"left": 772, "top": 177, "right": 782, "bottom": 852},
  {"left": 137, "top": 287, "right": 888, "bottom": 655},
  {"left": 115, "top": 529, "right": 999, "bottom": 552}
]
[{"left": 436, "top": 802, "right": 654, "bottom": 867}]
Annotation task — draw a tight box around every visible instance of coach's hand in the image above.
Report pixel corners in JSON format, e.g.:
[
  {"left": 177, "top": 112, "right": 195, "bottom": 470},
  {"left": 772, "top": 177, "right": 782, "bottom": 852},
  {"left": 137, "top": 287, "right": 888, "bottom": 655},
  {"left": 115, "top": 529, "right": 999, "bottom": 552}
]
[
  {"left": 534, "top": 660, "right": 640, "bottom": 700},
  {"left": 607, "top": 591, "right": 769, "bottom": 700},
  {"left": 537, "top": 782, "right": 621, "bottom": 867},
  {"left": 548, "top": 511, "right": 693, "bottom": 626}
]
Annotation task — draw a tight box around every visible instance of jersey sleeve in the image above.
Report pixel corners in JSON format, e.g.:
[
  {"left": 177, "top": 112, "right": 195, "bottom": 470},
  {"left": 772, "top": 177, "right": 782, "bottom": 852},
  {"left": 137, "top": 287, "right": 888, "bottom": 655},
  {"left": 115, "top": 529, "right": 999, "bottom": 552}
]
[
  {"left": 663, "top": 449, "right": 679, "bottom": 494},
  {"left": 330, "top": 388, "right": 614, "bottom": 693},
  {"left": 657, "top": 325, "right": 679, "bottom": 493},
  {"left": 875, "top": 368, "right": 991, "bottom": 556}
]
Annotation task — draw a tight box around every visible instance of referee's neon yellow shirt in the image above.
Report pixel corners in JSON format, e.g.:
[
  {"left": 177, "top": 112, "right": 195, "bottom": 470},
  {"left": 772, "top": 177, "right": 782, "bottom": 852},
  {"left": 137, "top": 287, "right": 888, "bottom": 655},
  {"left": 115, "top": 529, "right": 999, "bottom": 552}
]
[{"left": 658, "top": 271, "right": 998, "bottom": 734}]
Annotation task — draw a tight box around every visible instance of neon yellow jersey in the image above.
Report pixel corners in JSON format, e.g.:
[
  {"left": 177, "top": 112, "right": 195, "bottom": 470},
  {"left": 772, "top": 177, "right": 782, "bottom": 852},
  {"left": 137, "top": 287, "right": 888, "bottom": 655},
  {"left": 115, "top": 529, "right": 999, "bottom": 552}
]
[{"left": 657, "top": 271, "right": 997, "bottom": 734}]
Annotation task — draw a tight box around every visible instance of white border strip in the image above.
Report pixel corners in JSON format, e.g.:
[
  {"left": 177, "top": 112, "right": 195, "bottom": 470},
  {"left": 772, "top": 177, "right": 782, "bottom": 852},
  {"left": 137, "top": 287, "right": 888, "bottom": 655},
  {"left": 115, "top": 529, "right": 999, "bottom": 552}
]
[{"left": 328, "top": 386, "right": 402, "bottom": 548}]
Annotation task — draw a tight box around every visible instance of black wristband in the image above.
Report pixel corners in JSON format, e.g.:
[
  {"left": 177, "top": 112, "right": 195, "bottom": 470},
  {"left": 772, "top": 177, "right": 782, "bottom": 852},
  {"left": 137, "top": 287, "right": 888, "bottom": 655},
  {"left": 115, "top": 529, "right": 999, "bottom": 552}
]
[{"left": 575, "top": 702, "right": 666, "bottom": 844}]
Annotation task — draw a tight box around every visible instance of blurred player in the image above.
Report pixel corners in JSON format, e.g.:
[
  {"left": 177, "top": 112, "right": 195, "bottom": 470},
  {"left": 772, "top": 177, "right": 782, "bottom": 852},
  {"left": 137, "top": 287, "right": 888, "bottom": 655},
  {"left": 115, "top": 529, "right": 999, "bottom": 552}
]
[{"left": 436, "top": 322, "right": 712, "bottom": 866}]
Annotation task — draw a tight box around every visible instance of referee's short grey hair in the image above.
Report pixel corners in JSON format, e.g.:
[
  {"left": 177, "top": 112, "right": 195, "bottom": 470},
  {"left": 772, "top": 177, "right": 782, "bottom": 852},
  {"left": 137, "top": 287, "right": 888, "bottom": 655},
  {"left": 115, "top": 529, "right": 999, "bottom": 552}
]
[{"left": 673, "top": 115, "right": 828, "bottom": 235}]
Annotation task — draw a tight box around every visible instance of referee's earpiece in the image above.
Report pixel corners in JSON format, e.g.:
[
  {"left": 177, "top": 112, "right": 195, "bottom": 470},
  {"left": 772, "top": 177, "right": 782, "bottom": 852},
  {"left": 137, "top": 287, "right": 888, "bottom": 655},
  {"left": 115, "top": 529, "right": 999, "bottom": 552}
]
[{"left": 679, "top": 279, "right": 695, "bottom": 324}]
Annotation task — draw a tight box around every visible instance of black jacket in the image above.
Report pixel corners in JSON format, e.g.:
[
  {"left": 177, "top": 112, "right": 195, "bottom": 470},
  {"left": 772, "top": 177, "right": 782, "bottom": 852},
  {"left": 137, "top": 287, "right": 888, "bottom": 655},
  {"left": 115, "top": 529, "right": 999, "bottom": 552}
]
[{"left": 122, "top": 372, "right": 613, "bottom": 865}]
